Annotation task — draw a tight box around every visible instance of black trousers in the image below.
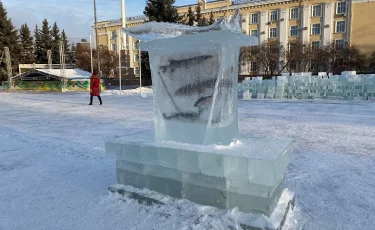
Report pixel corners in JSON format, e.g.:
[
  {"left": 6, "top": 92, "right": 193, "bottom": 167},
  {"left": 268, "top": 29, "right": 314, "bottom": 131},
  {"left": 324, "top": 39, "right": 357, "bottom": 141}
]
[{"left": 90, "top": 95, "right": 102, "bottom": 104}]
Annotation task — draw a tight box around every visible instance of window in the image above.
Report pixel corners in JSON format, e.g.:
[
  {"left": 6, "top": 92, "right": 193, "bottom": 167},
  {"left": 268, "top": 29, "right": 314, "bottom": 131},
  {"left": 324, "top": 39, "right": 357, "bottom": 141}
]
[
  {"left": 111, "top": 44, "right": 116, "bottom": 51},
  {"left": 134, "top": 53, "right": 139, "bottom": 61},
  {"left": 289, "top": 42, "right": 297, "bottom": 52},
  {"left": 251, "top": 13, "right": 258, "bottom": 24},
  {"left": 290, "top": 8, "right": 299, "bottom": 19},
  {"left": 270, "top": 11, "right": 278, "bottom": 22},
  {"left": 312, "top": 5, "right": 322, "bottom": 17},
  {"left": 251, "top": 29, "right": 258, "bottom": 37},
  {"left": 336, "top": 21, "right": 346, "bottom": 33},
  {"left": 335, "top": 39, "right": 345, "bottom": 50},
  {"left": 311, "top": 41, "right": 321, "bottom": 51},
  {"left": 337, "top": 2, "right": 347, "bottom": 14},
  {"left": 250, "top": 62, "right": 257, "bottom": 72},
  {"left": 289, "top": 61, "right": 296, "bottom": 70},
  {"left": 111, "top": 31, "right": 117, "bottom": 39},
  {"left": 269, "top": 28, "right": 277, "bottom": 38},
  {"left": 134, "top": 67, "right": 140, "bottom": 75},
  {"left": 290, "top": 26, "right": 298, "bottom": 37},
  {"left": 311, "top": 23, "right": 321, "bottom": 35}
]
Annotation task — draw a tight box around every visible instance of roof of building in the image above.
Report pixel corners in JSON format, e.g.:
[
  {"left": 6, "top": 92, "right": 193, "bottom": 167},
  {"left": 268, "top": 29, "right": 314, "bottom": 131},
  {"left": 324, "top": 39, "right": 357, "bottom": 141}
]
[
  {"left": 37, "top": 69, "right": 92, "bottom": 80},
  {"left": 12, "top": 68, "right": 92, "bottom": 81}
]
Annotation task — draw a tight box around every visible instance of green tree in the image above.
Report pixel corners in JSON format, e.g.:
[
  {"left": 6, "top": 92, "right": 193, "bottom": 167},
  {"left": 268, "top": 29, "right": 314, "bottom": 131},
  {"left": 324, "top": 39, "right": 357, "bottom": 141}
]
[
  {"left": 195, "top": 3, "right": 203, "bottom": 26},
  {"left": 51, "top": 22, "right": 60, "bottom": 64},
  {"left": 61, "top": 29, "right": 69, "bottom": 55},
  {"left": 144, "top": 0, "right": 182, "bottom": 23},
  {"left": 40, "top": 19, "right": 52, "bottom": 64},
  {"left": 208, "top": 11, "right": 215, "bottom": 25},
  {"left": 0, "top": 1, "right": 20, "bottom": 81},
  {"left": 53, "top": 29, "right": 70, "bottom": 64},
  {"left": 19, "top": 23, "right": 34, "bottom": 64},
  {"left": 68, "top": 42, "right": 76, "bottom": 64},
  {"left": 186, "top": 6, "right": 195, "bottom": 26},
  {"left": 141, "top": 50, "right": 151, "bottom": 85},
  {"left": 34, "top": 25, "right": 43, "bottom": 63}
]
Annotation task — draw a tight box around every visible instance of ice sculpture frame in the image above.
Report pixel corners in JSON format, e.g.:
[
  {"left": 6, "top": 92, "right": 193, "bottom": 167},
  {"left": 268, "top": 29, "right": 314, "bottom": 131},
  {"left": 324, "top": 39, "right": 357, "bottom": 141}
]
[{"left": 106, "top": 9, "right": 295, "bottom": 229}]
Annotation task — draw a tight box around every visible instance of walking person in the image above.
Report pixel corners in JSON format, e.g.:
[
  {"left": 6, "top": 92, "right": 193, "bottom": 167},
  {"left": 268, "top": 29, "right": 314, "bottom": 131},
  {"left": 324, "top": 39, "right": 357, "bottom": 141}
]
[{"left": 89, "top": 71, "right": 102, "bottom": 105}]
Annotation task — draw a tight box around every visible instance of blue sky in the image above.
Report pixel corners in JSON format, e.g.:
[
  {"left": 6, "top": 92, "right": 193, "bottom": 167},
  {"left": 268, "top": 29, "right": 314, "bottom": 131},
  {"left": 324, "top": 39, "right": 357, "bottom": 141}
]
[{"left": 3, "top": 0, "right": 195, "bottom": 42}]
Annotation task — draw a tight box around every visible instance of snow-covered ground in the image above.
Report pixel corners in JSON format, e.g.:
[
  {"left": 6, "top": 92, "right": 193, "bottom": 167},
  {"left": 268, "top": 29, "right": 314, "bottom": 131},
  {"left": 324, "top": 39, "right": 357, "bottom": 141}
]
[{"left": 0, "top": 90, "right": 374, "bottom": 230}]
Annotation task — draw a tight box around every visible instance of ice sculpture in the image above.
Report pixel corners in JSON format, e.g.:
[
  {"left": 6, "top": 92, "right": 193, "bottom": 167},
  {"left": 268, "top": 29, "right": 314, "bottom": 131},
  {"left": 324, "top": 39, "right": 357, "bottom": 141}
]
[
  {"left": 142, "top": 31, "right": 256, "bottom": 145},
  {"left": 122, "top": 8, "right": 241, "bottom": 41},
  {"left": 106, "top": 9, "right": 295, "bottom": 227}
]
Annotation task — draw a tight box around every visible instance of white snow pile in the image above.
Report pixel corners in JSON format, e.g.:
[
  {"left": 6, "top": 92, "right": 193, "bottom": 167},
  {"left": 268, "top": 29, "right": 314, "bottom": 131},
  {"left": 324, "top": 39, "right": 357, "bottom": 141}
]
[
  {"left": 37, "top": 68, "right": 92, "bottom": 79},
  {"left": 101, "top": 87, "right": 153, "bottom": 97},
  {"left": 0, "top": 93, "right": 374, "bottom": 230}
]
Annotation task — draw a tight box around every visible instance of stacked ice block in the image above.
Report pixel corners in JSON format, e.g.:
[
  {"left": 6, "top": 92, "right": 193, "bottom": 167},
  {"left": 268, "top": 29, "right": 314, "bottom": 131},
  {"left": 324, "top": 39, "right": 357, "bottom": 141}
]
[
  {"left": 240, "top": 72, "right": 375, "bottom": 100},
  {"left": 106, "top": 137, "right": 292, "bottom": 216}
]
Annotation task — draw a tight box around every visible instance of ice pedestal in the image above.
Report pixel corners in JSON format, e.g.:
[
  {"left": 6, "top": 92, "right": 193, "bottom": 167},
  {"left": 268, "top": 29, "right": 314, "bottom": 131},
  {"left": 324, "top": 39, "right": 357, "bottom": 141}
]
[{"left": 106, "top": 137, "right": 293, "bottom": 216}]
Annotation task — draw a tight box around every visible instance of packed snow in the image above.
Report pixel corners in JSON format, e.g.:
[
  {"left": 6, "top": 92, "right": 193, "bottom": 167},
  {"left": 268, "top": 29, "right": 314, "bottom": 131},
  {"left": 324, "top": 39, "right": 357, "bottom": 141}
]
[
  {"left": 0, "top": 89, "right": 374, "bottom": 230},
  {"left": 37, "top": 68, "right": 92, "bottom": 79}
]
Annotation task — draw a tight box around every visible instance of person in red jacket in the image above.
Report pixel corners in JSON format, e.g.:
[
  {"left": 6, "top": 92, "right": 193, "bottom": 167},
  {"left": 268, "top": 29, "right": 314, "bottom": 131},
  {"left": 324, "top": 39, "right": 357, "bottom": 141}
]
[{"left": 89, "top": 71, "right": 102, "bottom": 105}]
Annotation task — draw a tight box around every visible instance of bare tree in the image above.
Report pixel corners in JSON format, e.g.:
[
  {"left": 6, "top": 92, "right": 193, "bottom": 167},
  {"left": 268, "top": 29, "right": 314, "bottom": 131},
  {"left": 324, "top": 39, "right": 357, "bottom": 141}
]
[
  {"left": 250, "top": 40, "right": 289, "bottom": 77},
  {"left": 76, "top": 45, "right": 118, "bottom": 77},
  {"left": 287, "top": 41, "right": 314, "bottom": 73},
  {"left": 314, "top": 42, "right": 368, "bottom": 74}
]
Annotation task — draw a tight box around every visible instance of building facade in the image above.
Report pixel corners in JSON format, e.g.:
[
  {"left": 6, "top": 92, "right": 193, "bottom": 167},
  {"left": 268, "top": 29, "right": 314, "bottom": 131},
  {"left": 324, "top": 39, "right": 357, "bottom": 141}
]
[{"left": 93, "top": 0, "right": 375, "bottom": 77}]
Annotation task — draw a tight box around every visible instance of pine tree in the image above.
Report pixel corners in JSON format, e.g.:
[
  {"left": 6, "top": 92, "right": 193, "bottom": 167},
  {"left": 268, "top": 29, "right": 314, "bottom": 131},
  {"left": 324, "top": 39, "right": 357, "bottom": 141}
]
[
  {"left": 0, "top": 1, "right": 20, "bottom": 81},
  {"left": 187, "top": 6, "right": 195, "bottom": 26},
  {"left": 19, "top": 23, "right": 34, "bottom": 64},
  {"left": 195, "top": 3, "right": 203, "bottom": 26},
  {"left": 68, "top": 43, "right": 76, "bottom": 64},
  {"left": 61, "top": 30, "right": 70, "bottom": 63},
  {"left": 61, "top": 30, "right": 69, "bottom": 54},
  {"left": 34, "top": 25, "right": 43, "bottom": 63},
  {"left": 208, "top": 11, "right": 215, "bottom": 25},
  {"left": 144, "top": 0, "right": 182, "bottom": 23},
  {"left": 51, "top": 22, "right": 60, "bottom": 64},
  {"left": 40, "top": 19, "right": 52, "bottom": 64}
]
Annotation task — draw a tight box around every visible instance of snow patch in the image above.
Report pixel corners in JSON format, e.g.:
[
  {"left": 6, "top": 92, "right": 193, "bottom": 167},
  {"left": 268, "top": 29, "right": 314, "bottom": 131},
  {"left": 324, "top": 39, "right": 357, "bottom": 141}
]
[{"left": 101, "top": 87, "right": 153, "bottom": 97}]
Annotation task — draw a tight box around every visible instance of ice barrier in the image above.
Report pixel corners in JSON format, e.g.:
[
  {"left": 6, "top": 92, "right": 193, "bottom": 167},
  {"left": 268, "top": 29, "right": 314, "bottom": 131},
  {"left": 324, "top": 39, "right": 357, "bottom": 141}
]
[
  {"left": 239, "top": 71, "right": 375, "bottom": 100},
  {"left": 106, "top": 9, "right": 295, "bottom": 222}
]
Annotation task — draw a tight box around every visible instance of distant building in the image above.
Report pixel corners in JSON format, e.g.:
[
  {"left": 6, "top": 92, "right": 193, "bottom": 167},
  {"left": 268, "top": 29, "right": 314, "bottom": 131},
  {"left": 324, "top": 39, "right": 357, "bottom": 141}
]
[
  {"left": 76, "top": 39, "right": 90, "bottom": 50},
  {"left": 93, "top": 0, "right": 375, "bottom": 76}
]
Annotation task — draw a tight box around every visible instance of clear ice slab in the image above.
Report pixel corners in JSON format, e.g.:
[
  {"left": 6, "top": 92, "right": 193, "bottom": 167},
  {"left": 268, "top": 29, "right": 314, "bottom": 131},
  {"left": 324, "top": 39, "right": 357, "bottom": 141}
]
[{"left": 140, "top": 30, "right": 257, "bottom": 145}]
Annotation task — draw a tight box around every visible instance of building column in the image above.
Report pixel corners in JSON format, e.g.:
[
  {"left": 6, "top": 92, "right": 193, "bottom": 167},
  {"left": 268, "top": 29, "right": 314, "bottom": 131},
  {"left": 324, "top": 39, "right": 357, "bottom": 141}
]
[
  {"left": 259, "top": 11, "right": 268, "bottom": 44},
  {"left": 279, "top": 9, "right": 289, "bottom": 47},
  {"left": 347, "top": 0, "right": 352, "bottom": 44},
  {"left": 240, "top": 14, "right": 250, "bottom": 34},
  {"left": 323, "top": 2, "right": 334, "bottom": 46},
  {"left": 107, "top": 31, "right": 111, "bottom": 49},
  {"left": 118, "top": 30, "right": 122, "bottom": 55},
  {"left": 301, "top": 5, "right": 311, "bottom": 43},
  {"left": 129, "top": 37, "right": 134, "bottom": 68}
]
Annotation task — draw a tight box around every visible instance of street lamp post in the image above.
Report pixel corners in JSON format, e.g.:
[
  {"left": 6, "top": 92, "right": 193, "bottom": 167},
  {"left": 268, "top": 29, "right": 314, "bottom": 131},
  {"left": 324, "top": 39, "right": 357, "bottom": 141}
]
[
  {"left": 94, "top": 0, "right": 100, "bottom": 75},
  {"left": 118, "top": 30, "right": 122, "bottom": 92}
]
